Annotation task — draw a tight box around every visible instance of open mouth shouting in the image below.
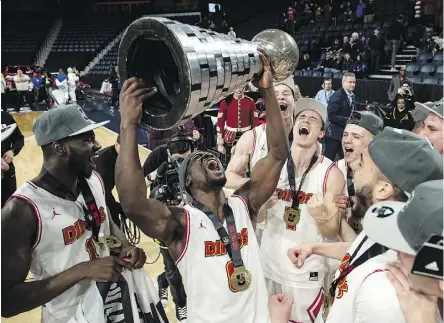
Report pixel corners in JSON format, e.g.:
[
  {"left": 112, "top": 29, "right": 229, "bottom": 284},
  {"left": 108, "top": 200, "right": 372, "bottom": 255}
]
[
  {"left": 344, "top": 146, "right": 354, "bottom": 157},
  {"left": 88, "top": 152, "right": 99, "bottom": 168},
  {"left": 205, "top": 157, "right": 223, "bottom": 175},
  {"left": 279, "top": 103, "right": 288, "bottom": 112},
  {"left": 298, "top": 124, "right": 311, "bottom": 136}
]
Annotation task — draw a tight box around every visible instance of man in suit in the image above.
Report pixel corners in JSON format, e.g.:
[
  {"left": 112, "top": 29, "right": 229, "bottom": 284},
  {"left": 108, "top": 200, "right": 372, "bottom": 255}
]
[{"left": 324, "top": 72, "right": 357, "bottom": 160}]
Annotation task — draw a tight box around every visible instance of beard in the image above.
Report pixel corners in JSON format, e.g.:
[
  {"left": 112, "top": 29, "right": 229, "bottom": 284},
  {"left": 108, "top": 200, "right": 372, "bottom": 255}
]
[
  {"left": 207, "top": 176, "right": 227, "bottom": 188},
  {"left": 352, "top": 183, "right": 374, "bottom": 220}
]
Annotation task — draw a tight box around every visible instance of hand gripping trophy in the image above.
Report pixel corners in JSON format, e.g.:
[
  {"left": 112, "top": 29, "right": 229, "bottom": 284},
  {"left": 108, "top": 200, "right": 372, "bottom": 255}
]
[{"left": 118, "top": 17, "right": 300, "bottom": 130}]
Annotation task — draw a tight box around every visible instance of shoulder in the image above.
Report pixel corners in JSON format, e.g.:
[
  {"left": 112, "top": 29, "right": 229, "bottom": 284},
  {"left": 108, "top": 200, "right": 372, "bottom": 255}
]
[
  {"left": 2, "top": 195, "right": 39, "bottom": 242},
  {"left": 355, "top": 270, "right": 404, "bottom": 322},
  {"left": 244, "top": 95, "right": 255, "bottom": 103}
]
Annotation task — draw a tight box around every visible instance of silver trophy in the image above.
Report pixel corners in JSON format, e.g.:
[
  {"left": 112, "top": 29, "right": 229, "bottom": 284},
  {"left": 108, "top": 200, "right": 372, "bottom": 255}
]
[{"left": 118, "top": 17, "right": 299, "bottom": 129}]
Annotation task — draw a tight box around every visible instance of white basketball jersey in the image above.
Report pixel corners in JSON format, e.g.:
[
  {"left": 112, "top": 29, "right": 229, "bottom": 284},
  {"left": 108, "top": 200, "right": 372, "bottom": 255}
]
[
  {"left": 326, "top": 233, "right": 405, "bottom": 323},
  {"left": 177, "top": 195, "right": 271, "bottom": 323},
  {"left": 252, "top": 124, "right": 335, "bottom": 287},
  {"left": 335, "top": 159, "right": 347, "bottom": 180},
  {"left": 11, "top": 171, "right": 111, "bottom": 323}
]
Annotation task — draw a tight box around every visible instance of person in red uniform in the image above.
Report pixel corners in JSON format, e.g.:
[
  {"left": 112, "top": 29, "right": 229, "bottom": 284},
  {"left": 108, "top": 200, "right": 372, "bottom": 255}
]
[{"left": 216, "top": 87, "right": 258, "bottom": 162}]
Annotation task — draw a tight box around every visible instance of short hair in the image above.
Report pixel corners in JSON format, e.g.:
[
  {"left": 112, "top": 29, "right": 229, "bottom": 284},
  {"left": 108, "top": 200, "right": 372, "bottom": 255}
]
[
  {"left": 401, "top": 80, "right": 411, "bottom": 86},
  {"left": 324, "top": 78, "right": 332, "bottom": 83},
  {"left": 342, "top": 72, "right": 356, "bottom": 82}
]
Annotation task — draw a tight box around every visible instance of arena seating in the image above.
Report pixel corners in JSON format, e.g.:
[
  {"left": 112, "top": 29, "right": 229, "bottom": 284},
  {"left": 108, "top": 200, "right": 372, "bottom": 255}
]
[
  {"left": 1, "top": 16, "right": 53, "bottom": 66},
  {"left": 44, "top": 13, "right": 134, "bottom": 72},
  {"left": 86, "top": 13, "right": 201, "bottom": 78}
]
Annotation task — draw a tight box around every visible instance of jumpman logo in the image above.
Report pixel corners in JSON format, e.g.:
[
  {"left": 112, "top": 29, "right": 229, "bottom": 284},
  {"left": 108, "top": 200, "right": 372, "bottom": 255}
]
[
  {"left": 52, "top": 208, "right": 61, "bottom": 219},
  {"left": 199, "top": 220, "right": 206, "bottom": 229}
]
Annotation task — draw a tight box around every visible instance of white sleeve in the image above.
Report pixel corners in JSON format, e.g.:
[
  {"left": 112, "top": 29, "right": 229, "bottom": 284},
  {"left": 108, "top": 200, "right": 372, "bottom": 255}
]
[{"left": 353, "top": 272, "right": 406, "bottom": 323}]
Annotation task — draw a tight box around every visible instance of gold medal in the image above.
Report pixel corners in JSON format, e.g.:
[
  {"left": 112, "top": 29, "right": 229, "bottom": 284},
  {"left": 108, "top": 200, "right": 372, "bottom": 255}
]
[
  {"left": 99, "top": 235, "right": 122, "bottom": 249},
  {"left": 283, "top": 207, "right": 301, "bottom": 226},
  {"left": 229, "top": 266, "right": 251, "bottom": 291}
]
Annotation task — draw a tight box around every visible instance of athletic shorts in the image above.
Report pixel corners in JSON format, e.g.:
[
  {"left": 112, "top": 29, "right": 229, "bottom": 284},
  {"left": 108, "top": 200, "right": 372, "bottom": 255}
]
[{"left": 265, "top": 278, "right": 325, "bottom": 323}]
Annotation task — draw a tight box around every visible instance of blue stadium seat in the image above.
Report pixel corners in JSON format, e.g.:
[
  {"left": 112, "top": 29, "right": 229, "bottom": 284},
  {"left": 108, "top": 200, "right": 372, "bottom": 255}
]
[
  {"left": 312, "top": 70, "right": 323, "bottom": 77},
  {"left": 406, "top": 63, "right": 420, "bottom": 76},
  {"left": 302, "top": 70, "right": 313, "bottom": 77},
  {"left": 419, "top": 64, "right": 436, "bottom": 76},
  {"left": 294, "top": 70, "right": 303, "bottom": 76},
  {"left": 323, "top": 71, "right": 332, "bottom": 78},
  {"left": 418, "top": 52, "right": 433, "bottom": 63},
  {"left": 422, "top": 77, "right": 439, "bottom": 85},
  {"left": 410, "top": 76, "right": 422, "bottom": 84},
  {"left": 436, "top": 65, "right": 443, "bottom": 76},
  {"left": 333, "top": 71, "right": 342, "bottom": 79},
  {"left": 433, "top": 54, "right": 444, "bottom": 64}
]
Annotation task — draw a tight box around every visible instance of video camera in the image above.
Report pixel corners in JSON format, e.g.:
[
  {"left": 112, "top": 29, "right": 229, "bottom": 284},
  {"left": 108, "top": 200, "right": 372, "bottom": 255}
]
[{"left": 149, "top": 130, "right": 197, "bottom": 206}]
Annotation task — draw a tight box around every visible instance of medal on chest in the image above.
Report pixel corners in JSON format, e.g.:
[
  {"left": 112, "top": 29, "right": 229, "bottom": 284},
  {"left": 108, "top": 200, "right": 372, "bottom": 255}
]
[
  {"left": 99, "top": 234, "right": 122, "bottom": 249},
  {"left": 283, "top": 207, "right": 301, "bottom": 225},
  {"left": 229, "top": 265, "right": 252, "bottom": 291}
]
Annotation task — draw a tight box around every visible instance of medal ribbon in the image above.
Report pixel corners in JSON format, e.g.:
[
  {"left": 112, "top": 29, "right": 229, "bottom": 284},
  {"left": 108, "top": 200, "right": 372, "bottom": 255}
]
[
  {"left": 287, "top": 151, "right": 318, "bottom": 209},
  {"left": 192, "top": 199, "right": 245, "bottom": 268},
  {"left": 329, "top": 235, "right": 388, "bottom": 299},
  {"left": 40, "top": 170, "right": 102, "bottom": 241}
]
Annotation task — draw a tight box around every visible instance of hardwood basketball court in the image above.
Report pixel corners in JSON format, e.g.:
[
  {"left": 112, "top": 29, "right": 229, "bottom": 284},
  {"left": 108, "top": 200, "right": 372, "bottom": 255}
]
[{"left": 3, "top": 112, "right": 177, "bottom": 323}]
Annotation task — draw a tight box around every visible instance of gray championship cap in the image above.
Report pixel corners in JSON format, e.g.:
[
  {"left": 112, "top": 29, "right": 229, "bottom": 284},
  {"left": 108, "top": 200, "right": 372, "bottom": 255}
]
[
  {"left": 294, "top": 98, "right": 327, "bottom": 123},
  {"left": 346, "top": 111, "right": 384, "bottom": 136},
  {"left": 32, "top": 104, "right": 109, "bottom": 146},
  {"left": 410, "top": 108, "right": 428, "bottom": 124},
  {"left": 414, "top": 99, "right": 443, "bottom": 119},
  {"left": 363, "top": 179, "right": 443, "bottom": 256},
  {"left": 273, "top": 76, "right": 296, "bottom": 97},
  {"left": 368, "top": 127, "right": 443, "bottom": 194}
]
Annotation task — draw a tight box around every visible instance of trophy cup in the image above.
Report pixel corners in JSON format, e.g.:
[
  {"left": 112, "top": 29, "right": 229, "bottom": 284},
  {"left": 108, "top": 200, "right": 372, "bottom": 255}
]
[{"left": 118, "top": 17, "right": 299, "bottom": 129}]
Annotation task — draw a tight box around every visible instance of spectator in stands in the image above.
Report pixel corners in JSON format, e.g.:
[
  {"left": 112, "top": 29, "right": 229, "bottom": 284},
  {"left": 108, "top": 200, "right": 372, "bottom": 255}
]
[
  {"left": 299, "top": 54, "right": 312, "bottom": 70},
  {"left": 147, "top": 120, "right": 201, "bottom": 150},
  {"left": 369, "top": 28, "right": 385, "bottom": 73},
  {"left": 355, "top": 0, "right": 366, "bottom": 22},
  {"left": 287, "top": 6, "right": 296, "bottom": 34},
  {"left": 387, "top": 66, "right": 413, "bottom": 101},
  {"left": 415, "top": 25, "right": 435, "bottom": 61},
  {"left": 228, "top": 27, "right": 236, "bottom": 39},
  {"left": 394, "top": 80, "right": 415, "bottom": 110},
  {"left": 314, "top": 78, "right": 335, "bottom": 106},
  {"left": 55, "top": 69, "right": 68, "bottom": 103},
  {"left": 31, "top": 73, "right": 42, "bottom": 103},
  {"left": 331, "top": 52, "right": 343, "bottom": 70},
  {"left": 1, "top": 73, "right": 6, "bottom": 111},
  {"left": 353, "top": 54, "right": 367, "bottom": 76},
  {"left": 13, "top": 69, "right": 34, "bottom": 112},
  {"left": 67, "top": 68, "right": 78, "bottom": 104},
  {"left": 384, "top": 96, "right": 415, "bottom": 130},
  {"left": 386, "top": 14, "right": 407, "bottom": 71},
  {"left": 364, "top": 0, "right": 375, "bottom": 23},
  {"left": 342, "top": 53, "right": 354, "bottom": 71},
  {"left": 324, "top": 72, "right": 357, "bottom": 160},
  {"left": 342, "top": 36, "right": 351, "bottom": 53},
  {"left": 350, "top": 32, "right": 364, "bottom": 60}
]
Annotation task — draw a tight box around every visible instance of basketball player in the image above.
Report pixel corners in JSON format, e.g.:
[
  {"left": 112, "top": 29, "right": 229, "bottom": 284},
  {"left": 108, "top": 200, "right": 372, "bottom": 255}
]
[
  {"left": 1, "top": 105, "right": 149, "bottom": 321},
  {"left": 288, "top": 128, "right": 443, "bottom": 323},
  {"left": 251, "top": 98, "right": 345, "bottom": 323},
  {"left": 416, "top": 100, "right": 443, "bottom": 156},
  {"left": 225, "top": 75, "right": 297, "bottom": 189},
  {"left": 363, "top": 179, "right": 443, "bottom": 322},
  {"left": 335, "top": 111, "right": 384, "bottom": 236},
  {"left": 116, "top": 49, "right": 289, "bottom": 323}
]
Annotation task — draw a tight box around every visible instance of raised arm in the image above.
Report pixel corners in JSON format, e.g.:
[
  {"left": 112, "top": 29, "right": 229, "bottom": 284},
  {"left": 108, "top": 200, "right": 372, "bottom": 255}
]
[
  {"left": 225, "top": 130, "right": 253, "bottom": 189},
  {"left": 236, "top": 49, "right": 289, "bottom": 222},
  {"left": 116, "top": 78, "right": 184, "bottom": 245}
]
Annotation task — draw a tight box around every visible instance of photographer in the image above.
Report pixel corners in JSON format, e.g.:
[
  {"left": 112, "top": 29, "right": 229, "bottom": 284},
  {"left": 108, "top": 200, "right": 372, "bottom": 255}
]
[
  {"left": 394, "top": 80, "right": 415, "bottom": 111},
  {"left": 142, "top": 131, "right": 196, "bottom": 323}
]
